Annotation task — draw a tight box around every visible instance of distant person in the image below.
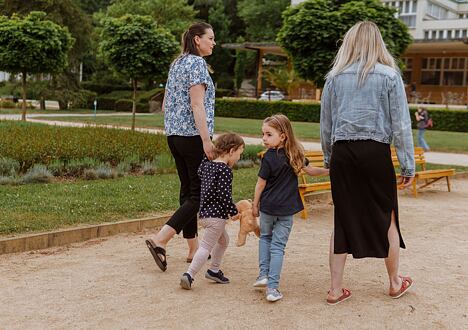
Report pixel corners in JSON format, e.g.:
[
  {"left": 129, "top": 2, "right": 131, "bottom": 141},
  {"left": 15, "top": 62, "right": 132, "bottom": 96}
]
[
  {"left": 180, "top": 133, "right": 244, "bottom": 290},
  {"left": 145, "top": 22, "right": 217, "bottom": 272},
  {"left": 415, "top": 107, "right": 430, "bottom": 151},
  {"left": 320, "top": 21, "right": 415, "bottom": 305},
  {"left": 252, "top": 114, "right": 329, "bottom": 302}
]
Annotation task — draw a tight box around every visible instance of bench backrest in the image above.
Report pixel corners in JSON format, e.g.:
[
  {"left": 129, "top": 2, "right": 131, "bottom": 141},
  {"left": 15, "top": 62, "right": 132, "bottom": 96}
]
[{"left": 391, "top": 146, "right": 426, "bottom": 171}]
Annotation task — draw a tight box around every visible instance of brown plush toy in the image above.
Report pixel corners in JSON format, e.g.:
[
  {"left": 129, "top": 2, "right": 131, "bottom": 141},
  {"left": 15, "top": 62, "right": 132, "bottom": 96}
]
[{"left": 231, "top": 199, "right": 260, "bottom": 247}]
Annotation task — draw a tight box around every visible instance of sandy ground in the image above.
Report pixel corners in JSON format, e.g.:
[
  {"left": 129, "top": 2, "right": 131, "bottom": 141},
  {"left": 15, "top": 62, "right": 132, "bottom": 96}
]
[{"left": 1, "top": 178, "right": 467, "bottom": 329}]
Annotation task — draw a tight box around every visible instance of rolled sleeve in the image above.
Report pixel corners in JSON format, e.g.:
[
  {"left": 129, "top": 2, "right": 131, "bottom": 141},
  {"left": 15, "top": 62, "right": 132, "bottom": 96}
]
[{"left": 188, "top": 58, "right": 209, "bottom": 88}]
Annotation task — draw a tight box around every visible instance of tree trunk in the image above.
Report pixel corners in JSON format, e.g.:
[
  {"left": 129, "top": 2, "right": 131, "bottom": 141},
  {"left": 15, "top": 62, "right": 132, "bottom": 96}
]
[
  {"left": 132, "top": 78, "right": 137, "bottom": 131},
  {"left": 21, "top": 72, "right": 27, "bottom": 121}
]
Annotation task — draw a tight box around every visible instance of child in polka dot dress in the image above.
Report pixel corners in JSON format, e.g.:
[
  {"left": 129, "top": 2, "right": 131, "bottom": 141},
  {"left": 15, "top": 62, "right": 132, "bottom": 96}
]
[{"left": 180, "top": 133, "right": 245, "bottom": 290}]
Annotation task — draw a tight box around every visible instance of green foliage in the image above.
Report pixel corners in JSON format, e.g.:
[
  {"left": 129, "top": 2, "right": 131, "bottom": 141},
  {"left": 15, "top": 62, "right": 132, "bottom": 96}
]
[
  {"left": 216, "top": 98, "right": 468, "bottom": 132},
  {"left": 0, "top": 11, "right": 73, "bottom": 75},
  {"left": 100, "top": 15, "right": 178, "bottom": 82},
  {"left": 95, "top": 163, "right": 116, "bottom": 179},
  {"left": 0, "top": 157, "right": 19, "bottom": 176},
  {"left": 278, "top": 0, "right": 412, "bottom": 87},
  {"left": 238, "top": 0, "right": 290, "bottom": 41},
  {"left": 21, "top": 164, "right": 53, "bottom": 184},
  {"left": 234, "top": 36, "right": 247, "bottom": 92},
  {"left": 0, "top": 121, "right": 170, "bottom": 170},
  {"left": 104, "top": 0, "right": 196, "bottom": 37},
  {"left": 241, "top": 144, "right": 263, "bottom": 162}
]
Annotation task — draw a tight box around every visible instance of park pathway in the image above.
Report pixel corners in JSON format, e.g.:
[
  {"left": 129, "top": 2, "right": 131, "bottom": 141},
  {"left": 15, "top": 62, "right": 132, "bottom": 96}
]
[{"left": 1, "top": 113, "right": 467, "bottom": 167}]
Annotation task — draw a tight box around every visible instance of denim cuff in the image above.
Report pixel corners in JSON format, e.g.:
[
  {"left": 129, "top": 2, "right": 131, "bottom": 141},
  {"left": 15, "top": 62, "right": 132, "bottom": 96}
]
[{"left": 401, "top": 168, "right": 415, "bottom": 177}]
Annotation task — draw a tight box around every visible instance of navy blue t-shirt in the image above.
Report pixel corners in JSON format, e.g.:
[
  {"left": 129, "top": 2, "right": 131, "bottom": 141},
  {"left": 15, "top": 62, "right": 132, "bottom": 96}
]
[{"left": 258, "top": 148, "right": 304, "bottom": 216}]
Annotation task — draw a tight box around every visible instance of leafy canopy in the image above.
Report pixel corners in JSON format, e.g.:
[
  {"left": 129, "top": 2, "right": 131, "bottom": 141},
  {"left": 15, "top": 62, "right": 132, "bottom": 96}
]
[
  {"left": 99, "top": 14, "right": 179, "bottom": 81},
  {"left": 278, "top": 0, "right": 412, "bottom": 87},
  {"left": 0, "top": 11, "right": 73, "bottom": 74},
  {"left": 104, "top": 0, "right": 196, "bottom": 37}
]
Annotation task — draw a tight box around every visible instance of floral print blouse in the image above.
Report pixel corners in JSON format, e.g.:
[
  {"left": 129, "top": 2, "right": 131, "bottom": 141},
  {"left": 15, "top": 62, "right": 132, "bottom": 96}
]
[{"left": 164, "top": 54, "right": 215, "bottom": 137}]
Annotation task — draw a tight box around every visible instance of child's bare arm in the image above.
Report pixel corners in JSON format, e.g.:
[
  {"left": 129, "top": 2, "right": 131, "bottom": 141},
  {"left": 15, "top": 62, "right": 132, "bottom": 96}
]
[
  {"left": 252, "top": 177, "right": 267, "bottom": 217},
  {"left": 303, "top": 165, "right": 329, "bottom": 176}
]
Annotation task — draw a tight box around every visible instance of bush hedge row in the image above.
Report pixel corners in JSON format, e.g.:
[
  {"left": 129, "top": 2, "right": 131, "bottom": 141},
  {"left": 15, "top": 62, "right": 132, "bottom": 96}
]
[
  {"left": 215, "top": 98, "right": 468, "bottom": 132},
  {"left": 0, "top": 121, "right": 170, "bottom": 171}
]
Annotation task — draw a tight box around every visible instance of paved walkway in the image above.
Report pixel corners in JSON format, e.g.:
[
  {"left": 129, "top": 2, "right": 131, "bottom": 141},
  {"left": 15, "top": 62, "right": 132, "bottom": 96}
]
[{"left": 1, "top": 113, "right": 467, "bottom": 167}]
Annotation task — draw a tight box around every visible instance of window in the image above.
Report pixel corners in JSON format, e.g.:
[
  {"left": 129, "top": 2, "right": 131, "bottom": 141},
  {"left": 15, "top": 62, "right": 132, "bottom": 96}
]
[
  {"left": 402, "top": 57, "right": 413, "bottom": 83},
  {"left": 421, "top": 57, "right": 468, "bottom": 86},
  {"left": 421, "top": 58, "right": 442, "bottom": 85},
  {"left": 443, "top": 58, "right": 465, "bottom": 86},
  {"left": 385, "top": 1, "right": 417, "bottom": 27}
]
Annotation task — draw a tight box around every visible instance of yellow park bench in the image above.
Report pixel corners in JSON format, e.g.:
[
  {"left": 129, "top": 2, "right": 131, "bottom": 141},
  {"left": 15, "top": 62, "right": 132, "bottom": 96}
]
[
  {"left": 260, "top": 147, "right": 455, "bottom": 219},
  {"left": 391, "top": 147, "right": 455, "bottom": 197}
]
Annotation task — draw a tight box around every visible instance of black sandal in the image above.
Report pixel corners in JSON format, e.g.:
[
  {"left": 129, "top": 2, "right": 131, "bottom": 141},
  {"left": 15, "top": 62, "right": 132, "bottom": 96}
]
[{"left": 145, "top": 239, "right": 167, "bottom": 272}]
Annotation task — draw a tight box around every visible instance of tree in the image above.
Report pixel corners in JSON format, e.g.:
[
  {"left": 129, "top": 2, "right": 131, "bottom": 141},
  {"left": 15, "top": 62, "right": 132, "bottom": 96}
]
[
  {"left": 238, "top": 0, "right": 290, "bottom": 41},
  {"left": 278, "top": 0, "right": 412, "bottom": 87},
  {"left": 0, "top": 12, "right": 73, "bottom": 120},
  {"left": 104, "top": 0, "right": 196, "bottom": 38},
  {"left": 100, "top": 14, "right": 178, "bottom": 130}
]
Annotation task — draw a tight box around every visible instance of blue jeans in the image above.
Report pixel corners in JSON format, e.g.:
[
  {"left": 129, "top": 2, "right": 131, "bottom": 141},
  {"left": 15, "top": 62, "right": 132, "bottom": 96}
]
[
  {"left": 417, "top": 128, "right": 430, "bottom": 151},
  {"left": 258, "top": 212, "right": 293, "bottom": 289}
]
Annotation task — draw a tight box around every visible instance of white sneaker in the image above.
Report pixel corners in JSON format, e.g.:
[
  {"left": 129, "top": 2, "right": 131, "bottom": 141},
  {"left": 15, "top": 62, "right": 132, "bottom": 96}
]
[
  {"left": 266, "top": 288, "right": 283, "bottom": 302},
  {"left": 253, "top": 276, "right": 268, "bottom": 287}
]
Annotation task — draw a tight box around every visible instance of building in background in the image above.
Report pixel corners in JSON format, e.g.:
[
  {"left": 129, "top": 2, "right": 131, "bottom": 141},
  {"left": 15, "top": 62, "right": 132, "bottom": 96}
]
[{"left": 293, "top": 0, "right": 468, "bottom": 103}]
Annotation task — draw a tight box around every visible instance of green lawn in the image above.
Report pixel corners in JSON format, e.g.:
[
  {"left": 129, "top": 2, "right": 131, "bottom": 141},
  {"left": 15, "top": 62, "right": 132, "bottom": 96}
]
[
  {"left": 35, "top": 113, "right": 468, "bottom": 153},
  {"left": 0, "top": 167, "right": 257, "bottom": 236},
  {"left": 0, "top": 108, "right": 115, "bottom": 115},
  {"left": 1, "top": 162, "right": 465, "bottom": 236}
]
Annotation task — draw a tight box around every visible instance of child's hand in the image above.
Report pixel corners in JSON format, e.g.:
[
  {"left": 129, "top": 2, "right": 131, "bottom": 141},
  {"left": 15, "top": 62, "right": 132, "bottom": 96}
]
[{"left": 252, "top": 205, "right": 259, "bottom": 217}]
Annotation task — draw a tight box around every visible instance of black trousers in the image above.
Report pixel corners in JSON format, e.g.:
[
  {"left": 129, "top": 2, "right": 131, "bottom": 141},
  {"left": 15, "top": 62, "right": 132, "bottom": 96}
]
[{"left": 165, "top": 135, "right": 204, "bottom": 239}]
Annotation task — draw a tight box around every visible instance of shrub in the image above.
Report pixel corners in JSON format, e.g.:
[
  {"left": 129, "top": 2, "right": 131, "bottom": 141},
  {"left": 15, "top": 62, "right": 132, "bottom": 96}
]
[
  {"left": 0, "top": 121, "right": 169, "bottom": 171},
  {"left": 215, "top": 98, "right": 468, "bottom": 132},
  {"left": 114, "top": 99, "right": 150, "bottom": 113},
  {"left": 0, "top": 157, "right": 20, "bottom": 176},
  {"left": 0, "top": 176, "right": 17, "bottom": 185},
  {"left": 83, "top": 168, "right": 98, "bottom": 180},
  {"left": 0, "top": 100, "right": 16, "bottom": 108},
  {"left": 47, "top": 159, "right": 66, "bottom": 176},
  {"left": 155, "top": 153, "right": 176, "bottom": 173},
  {"left": 123, "top": 154, "right": 141, "bottom": 171},
  {"left": 80, "top": 81, "right": 130, "bottom": 94},
  {"left": 95, "top": 163, "right": 115, "bottom": 179},
  {"left": 21, "top": 164, "right": 53, "bottom": 184},
  {"left": 116, "top": 161, "right": 132, "bottom": 176},
  {"left": 65, "top": 158, "right": 100, "bottom": 177},
  {"left": 241, "top": 145, "right": 264, "bottom": 162},
  {"left": 234, "top": 159, "right": 255, "bottom": 169},
  {"left": 142, "top": 160, "right": 156, "bottom": 175}
]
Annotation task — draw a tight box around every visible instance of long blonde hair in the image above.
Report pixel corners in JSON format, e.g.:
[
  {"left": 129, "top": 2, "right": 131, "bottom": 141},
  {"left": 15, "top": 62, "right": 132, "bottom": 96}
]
[
  {"left": 326, "top": 21, "right": 397, "bottom": 85},
  {"left": 263, "top": 114, "right": 304, "bottom": 175}
]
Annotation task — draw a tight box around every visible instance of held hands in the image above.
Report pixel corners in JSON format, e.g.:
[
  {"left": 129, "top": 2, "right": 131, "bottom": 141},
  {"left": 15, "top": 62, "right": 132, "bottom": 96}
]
[
  {"left": 398, "top": 176, "right": 414, "bottom": 189},
  {"left": 203, "top": 140, "right": 216, "bottom": 160},
  {"left": 252, "top": 204, "right": 259, "bottom": 217},
  {"left": 303, "top": 165, "right": 329, "bottom": 176}
]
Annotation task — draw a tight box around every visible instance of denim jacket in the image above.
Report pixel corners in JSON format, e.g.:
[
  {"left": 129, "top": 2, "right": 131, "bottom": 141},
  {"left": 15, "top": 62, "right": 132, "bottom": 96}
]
[{"left": 320, "top": 63, "right": 415, "bottom": 177}]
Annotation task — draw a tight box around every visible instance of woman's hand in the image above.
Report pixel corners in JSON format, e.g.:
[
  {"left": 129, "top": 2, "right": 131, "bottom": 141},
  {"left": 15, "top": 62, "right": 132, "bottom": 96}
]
[
  {"left": 203, "top": 139, "right": 216, "bottom": 160},
  {"left": 398, "top": 176, "right": 414, "bottom": 189}
]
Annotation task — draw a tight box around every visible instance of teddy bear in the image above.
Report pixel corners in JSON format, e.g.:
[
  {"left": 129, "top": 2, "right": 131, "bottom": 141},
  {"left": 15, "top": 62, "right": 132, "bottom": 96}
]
[{"left": 231, "top": 199, "right": 260, "bottom": 247}]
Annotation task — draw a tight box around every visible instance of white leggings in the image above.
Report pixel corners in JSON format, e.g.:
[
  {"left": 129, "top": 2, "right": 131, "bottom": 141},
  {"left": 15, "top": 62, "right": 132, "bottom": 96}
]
[{"left": 187, "top": 218, "right": 229, "bottom": 277}]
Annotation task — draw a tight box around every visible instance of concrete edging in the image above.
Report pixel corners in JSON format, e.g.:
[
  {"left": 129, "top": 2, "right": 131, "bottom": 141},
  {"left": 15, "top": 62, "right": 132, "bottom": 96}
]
[{"left": 0, "top": 214, "right": 170, "bottom": 255}]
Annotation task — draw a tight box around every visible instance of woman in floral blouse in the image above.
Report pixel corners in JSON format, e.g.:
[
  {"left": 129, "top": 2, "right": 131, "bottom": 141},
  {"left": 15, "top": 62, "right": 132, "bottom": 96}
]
[{"left": 146, "top": 22, "right": 217, "bottom": 272}]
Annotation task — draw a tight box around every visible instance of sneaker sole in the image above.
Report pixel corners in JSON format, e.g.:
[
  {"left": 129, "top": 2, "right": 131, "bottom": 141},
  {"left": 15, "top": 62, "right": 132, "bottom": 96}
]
[
  {"left": 205, "top": 274, "right": 230, "bottom": 284},
  {"left": 180, "top": 277, "right": 192, "bottom": 290},
  {"left": 253, "top": 280, "right": 268, "bottom": 288},
  {"left": 266, "top": 295, "right": 283, "bottom": 302}
]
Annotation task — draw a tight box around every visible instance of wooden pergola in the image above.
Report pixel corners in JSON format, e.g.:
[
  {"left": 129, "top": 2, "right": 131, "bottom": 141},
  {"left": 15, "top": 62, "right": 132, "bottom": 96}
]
[{"left": 222, "top": 42, "right": 288, "bottom": 97}]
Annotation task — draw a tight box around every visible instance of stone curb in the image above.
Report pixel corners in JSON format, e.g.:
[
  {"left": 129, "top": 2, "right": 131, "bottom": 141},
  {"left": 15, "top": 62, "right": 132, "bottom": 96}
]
[{"left": 0, "top": 214, "right": 170, "bottom": 255}]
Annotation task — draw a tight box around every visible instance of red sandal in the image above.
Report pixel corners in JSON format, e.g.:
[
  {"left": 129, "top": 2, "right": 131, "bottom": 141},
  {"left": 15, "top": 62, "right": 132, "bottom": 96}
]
[
  {"left": 327, "top": 288, "right": 352, "bottom": 305},
  {"left": 389, "top": 276, "right": 413, "bottom": 299}
]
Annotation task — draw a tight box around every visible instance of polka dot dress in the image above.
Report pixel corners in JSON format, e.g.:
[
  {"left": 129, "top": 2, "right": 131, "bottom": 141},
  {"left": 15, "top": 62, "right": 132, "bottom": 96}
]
[{"left": 198, "top": 159, "right": 238, "bottom": 220}]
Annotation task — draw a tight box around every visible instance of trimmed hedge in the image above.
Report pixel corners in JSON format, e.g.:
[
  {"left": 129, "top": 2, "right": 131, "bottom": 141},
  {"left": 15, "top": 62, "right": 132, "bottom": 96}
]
[
  {"left": 0, "top": 121, "right": 169, "bottom": 171},
  {"left": 216, "top": 98, "right": 468, "bottom": 132},
  {"left": 115, "top": 99, "right": 150, "bottom": 113}
]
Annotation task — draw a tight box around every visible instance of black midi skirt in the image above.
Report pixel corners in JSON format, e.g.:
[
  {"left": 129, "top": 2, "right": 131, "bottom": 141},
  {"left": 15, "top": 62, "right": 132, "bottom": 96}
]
[{"left": 330, "top": 140, "right": 405, "bottom": 258}]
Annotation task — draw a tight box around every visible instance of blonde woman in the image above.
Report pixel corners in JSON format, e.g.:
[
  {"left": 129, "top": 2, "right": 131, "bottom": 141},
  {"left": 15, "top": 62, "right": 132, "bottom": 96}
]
[{"left": 320, "top": 21, "right": 415, "bottom": 305}]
